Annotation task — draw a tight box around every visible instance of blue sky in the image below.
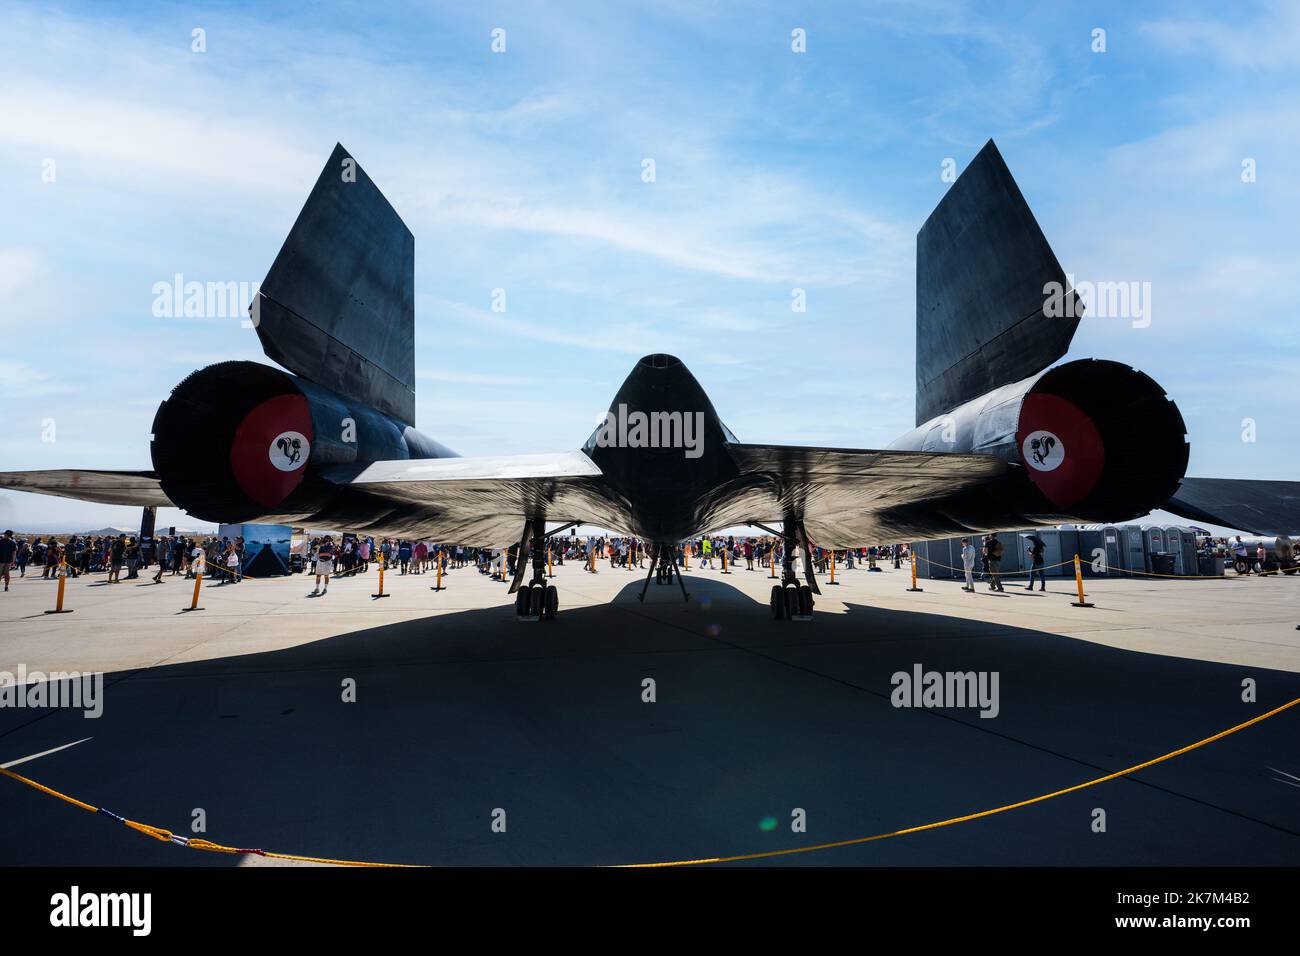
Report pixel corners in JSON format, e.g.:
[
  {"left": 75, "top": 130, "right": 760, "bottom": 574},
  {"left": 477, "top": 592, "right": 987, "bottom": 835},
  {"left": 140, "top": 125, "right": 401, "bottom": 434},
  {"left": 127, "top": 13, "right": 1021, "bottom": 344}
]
[{"left": 0, "top": 0, "right": 1296, "bottom": 530}]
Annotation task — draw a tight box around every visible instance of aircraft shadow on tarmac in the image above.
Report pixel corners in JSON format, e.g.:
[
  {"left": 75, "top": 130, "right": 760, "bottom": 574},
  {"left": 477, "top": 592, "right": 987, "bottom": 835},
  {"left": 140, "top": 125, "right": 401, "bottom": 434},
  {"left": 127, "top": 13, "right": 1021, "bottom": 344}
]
[{"left": 2, "top": 575, "right": 1298, "bottom": 867}]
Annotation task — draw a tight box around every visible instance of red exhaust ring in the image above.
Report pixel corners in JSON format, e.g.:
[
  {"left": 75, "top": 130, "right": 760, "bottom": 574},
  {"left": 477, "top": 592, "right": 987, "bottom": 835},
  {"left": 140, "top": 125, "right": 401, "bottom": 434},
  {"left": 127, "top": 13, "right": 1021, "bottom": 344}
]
[
  {"left": 1016, "top": 391, "right": 1105, "bottom": 509},
  {"left": 229, "top": 393, "right": 314, "bottom": 508}
]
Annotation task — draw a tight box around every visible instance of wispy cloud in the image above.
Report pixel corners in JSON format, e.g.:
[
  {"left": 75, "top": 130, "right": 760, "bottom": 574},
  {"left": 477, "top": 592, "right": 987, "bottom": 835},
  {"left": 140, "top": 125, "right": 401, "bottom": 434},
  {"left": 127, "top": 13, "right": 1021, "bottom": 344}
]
[{"left": 1, "top": 0, "right": 1296, "bottom": 527}]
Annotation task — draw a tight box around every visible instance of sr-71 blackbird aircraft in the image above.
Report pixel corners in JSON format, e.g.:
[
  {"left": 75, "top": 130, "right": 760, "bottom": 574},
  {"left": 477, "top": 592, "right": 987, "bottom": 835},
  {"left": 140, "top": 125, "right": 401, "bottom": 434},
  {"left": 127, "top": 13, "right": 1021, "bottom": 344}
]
[{"left": 4, "top": 141, "right": 1297, "bottom": 620}]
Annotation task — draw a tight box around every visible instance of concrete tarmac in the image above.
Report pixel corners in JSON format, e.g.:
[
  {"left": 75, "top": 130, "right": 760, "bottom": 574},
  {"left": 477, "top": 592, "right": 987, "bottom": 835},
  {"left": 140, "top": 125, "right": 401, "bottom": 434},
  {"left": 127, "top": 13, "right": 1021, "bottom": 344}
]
[{"left": 1, "top": 559, "right": 1298, "bottom": 866}]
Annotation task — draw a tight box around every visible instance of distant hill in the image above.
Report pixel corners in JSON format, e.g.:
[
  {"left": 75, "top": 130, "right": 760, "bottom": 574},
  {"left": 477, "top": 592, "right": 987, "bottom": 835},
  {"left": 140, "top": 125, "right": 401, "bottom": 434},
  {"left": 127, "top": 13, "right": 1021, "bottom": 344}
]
[{"left": 6, "top": 525, "right": 209, "bottom": 538}]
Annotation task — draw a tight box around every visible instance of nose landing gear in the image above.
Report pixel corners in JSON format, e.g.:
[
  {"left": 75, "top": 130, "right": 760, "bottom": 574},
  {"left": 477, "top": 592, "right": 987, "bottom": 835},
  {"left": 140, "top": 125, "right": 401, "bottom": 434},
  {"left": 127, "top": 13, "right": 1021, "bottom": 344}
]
[{"left": 638, "top": 544, "right": 690, "bottom": 603}]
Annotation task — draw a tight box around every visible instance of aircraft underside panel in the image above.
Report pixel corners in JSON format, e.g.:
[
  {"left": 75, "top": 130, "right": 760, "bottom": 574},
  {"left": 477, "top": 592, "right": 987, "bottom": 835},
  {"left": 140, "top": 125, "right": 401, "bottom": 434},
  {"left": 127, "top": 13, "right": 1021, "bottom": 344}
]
[
  {"left": 711, "top": 443, "right": 1035, "bottom": 545},
  {"left": 313, "top": 451, "right": 635, "bottom": 546}
]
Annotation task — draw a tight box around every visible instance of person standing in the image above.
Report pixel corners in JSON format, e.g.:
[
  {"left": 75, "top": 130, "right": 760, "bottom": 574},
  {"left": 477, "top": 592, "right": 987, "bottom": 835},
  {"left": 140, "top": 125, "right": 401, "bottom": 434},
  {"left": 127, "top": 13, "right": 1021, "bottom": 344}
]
[
  {"left": 985, "top": 533, "right": 1004, "bottom": 592},
  {"left": 1232, "top": 536, "right": 1249, "bottom": 573},
  {"left": 42, "top": 538, "right": 57, "bottom": 579},
  {"left": 0, "top": 530, "right": 15, "bottom": 592},
  {"left": 223, "top": 542, "right": 241, "bottom": 584},
  {"left": 152, "top": 542, "right": 167, "bottom": 584},
  {"left": 125, "top": 537, "right": 141, "bottom": 579},
  {"left": 1025, "top": 535, "right": 1046, "bottom": 591},
  {"left": 960, "top": 537, "right": 976, "bottom": 592},
  {"left": 107, "top": 535, "right": 125, "bottom": 583},
  {"left": 313, "top": 536, "right": 336, "bottom": 595}
]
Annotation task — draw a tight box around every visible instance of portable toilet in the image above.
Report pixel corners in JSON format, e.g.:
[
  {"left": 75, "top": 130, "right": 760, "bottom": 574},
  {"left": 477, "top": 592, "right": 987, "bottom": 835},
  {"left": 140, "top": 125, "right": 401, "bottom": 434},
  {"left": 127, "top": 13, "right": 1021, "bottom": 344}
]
[
  {"left": 1084, "top": 525, "right": 1123, "bottom": 577},
  {"left": 1143, "top": 526, "right": 1167, "bottom": 570},
  {"left": 1163, "top": 526, "right": 1198, "bottom": 576},
  {"left": 928, "top": 538, "right": 958, "bottom": 580},
  {"left": 1073, "top": 525, "right": 1102, "bottom": 576},
  {"left": 1054, "top": 526, "right": 1080, "bottom": 576},
  {"left": 1118, "top": 524, "right": 1147, "bottom": 575},
  {"left": 913, "top": 538, "right": 949, "bottom": 580},
  {"left": 1023, "top": 528, "right": 1068, "bottom": 576}
]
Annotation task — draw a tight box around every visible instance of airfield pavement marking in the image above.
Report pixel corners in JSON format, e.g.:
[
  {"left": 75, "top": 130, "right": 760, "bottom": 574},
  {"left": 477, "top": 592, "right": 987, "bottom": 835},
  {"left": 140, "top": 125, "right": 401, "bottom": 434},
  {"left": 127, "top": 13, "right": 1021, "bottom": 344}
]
[{"left": 1, "top": 737, "right": 93, "bottom": 770}]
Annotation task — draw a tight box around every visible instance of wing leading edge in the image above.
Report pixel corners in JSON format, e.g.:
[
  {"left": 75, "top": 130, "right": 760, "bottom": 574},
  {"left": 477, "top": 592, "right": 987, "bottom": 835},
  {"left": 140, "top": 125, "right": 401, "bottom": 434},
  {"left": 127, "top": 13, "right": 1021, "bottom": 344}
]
[
  {"left": 0, "top": 469, "right": 171, "bottom": 508},
  {"left": 1164, "top": 477, "right": 1300, "bottom": 535}
]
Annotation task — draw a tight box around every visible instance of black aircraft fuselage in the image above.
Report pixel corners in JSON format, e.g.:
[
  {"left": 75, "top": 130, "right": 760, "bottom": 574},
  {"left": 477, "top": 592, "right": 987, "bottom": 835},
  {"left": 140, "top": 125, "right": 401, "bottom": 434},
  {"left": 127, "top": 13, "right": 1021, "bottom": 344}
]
[{"left": 581, "top": 354, "right": 745, "bottom": 544}]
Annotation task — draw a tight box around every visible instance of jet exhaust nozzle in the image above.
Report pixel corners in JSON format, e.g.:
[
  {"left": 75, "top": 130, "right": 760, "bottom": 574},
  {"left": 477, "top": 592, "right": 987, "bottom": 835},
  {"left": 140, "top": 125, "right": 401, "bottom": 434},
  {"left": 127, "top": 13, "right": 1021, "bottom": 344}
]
[{"left": 891, "top": 359, "right": 1189, "bottom": 522}]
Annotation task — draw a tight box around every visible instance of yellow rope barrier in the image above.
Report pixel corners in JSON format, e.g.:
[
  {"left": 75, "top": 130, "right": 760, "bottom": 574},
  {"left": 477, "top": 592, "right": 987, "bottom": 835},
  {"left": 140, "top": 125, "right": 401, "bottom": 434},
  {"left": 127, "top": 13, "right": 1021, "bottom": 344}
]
[
  {"left": 911, "top": 553, "right": 1287, "bottom": 581},
  {"left": 4, "top": 695, "right": 1295, "bottom": 868},
  {"left": 914, "top": 554, "right": 1076, "bottom": 576},
  {"left": 0, "top": 764, "right": 418, "bottom": 866},
  {"left": 619, "top": 694, "right": 1300, "bottom": 867}
]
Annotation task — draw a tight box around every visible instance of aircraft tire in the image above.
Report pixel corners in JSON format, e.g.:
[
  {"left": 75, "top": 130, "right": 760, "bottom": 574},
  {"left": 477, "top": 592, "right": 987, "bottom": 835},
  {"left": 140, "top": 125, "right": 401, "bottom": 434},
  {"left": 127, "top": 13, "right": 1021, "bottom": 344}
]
[
  {"left": 770, "top": 585, "right": 785, "bottom": 620},
  {"left": 784, "top": 585, "right": 801, "bottom": 619}
]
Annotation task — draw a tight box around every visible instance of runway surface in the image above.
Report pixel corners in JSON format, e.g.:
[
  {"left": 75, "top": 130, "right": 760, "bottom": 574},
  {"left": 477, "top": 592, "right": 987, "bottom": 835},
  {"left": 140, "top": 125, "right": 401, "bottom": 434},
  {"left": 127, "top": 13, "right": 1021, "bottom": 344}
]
[{"left": 2, "top": 558, "right": 1298, "bottom": 866}]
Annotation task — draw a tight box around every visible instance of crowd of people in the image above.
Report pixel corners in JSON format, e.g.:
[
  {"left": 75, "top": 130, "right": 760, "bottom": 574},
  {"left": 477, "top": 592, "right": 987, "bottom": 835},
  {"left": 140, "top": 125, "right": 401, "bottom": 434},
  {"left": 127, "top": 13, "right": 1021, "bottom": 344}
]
[
  {"left": 0, "top": 526, "right": 927, "bottom": 596},
  {"left": 473, "top": 534, "right": 910, "bottom": 580},
  {"left": 0, "top": 529, "right": 248, "bottom": 592},
  {"left": 11, "top": 522, "right": 1283, "bottom": 599},
  {"left": 291, "top": 532, "right": 915, "bottom": 588}
]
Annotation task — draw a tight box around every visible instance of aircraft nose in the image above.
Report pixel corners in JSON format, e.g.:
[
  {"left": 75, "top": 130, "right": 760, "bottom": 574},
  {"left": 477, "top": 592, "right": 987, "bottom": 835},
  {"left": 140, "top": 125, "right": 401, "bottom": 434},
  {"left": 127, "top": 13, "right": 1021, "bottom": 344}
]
[{"left": 638, "top": 353, "right": 682, "bottom": 369}]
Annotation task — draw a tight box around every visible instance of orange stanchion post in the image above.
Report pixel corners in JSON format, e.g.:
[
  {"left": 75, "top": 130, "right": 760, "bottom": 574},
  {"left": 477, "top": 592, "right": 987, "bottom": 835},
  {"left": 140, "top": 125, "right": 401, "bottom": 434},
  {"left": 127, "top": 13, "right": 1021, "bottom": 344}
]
[
  {"left": 721, "top": 548, "right": 729, "bottom": 574},
  {"left": 183, "top": 561, "right": 205, "bottom": 612},
  {"left": 769, "top": 542, "right": 777, "bottom": 579},
  {"left": 44, "top": 557, "right": 73, "bottom": 614},
  {"left": 829, "top": 549, "right": 838, "bottom": 585},
  {"left": 1071, "top": 554, "right": 1094, "bottom": 608},
  {"left": 547, "top": 546, "right": 553, "bottom": 579},
  {"left": 431, "top": 549, "right": 445, "bottom": 591},
  {"left": 372, "top": 555, "right": 390, "bottom": 598},
  {"left": 684, "top": 546, "right": 690, "bottom": 571},
  {"left": 906, "top": 549, "right": 923, "bottom": 592}
]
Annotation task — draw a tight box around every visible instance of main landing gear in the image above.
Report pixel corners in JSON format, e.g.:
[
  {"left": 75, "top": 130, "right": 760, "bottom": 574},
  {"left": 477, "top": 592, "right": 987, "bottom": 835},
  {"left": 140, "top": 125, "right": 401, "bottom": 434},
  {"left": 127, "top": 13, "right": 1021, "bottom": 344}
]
[
  {"left": 770, "top": 581, "right": 815, "bottom": 621},
  {"left": 769, "top": 518, "right": 818, "bottom": 621},
  {"left": 511, "top": 520, "right": 559, "bottom": 621}
]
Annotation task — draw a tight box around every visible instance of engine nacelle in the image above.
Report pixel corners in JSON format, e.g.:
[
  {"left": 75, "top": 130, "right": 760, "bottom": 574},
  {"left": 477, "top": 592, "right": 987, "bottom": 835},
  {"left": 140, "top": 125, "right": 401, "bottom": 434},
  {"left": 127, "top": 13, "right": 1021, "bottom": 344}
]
[
  {"left": 889, "top": 359, "right": 1188, "bottom": 523},
  {"left": 150, "top": 361, "right": 453, "bottom": 523}
]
